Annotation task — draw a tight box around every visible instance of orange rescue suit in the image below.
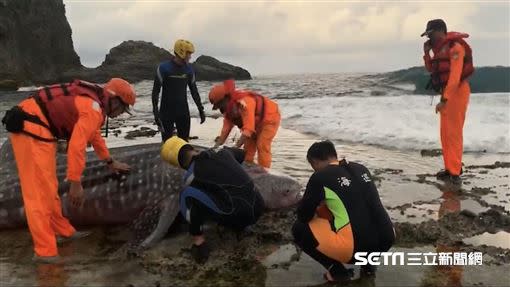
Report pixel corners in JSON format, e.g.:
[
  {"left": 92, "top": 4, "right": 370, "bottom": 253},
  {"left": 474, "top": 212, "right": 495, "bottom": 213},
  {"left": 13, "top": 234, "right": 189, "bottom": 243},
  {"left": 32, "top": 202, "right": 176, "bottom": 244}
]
[
  {"left": 9, "top": 95, "right": 110, "bottom": 257},
  {"left": 218, "top": 91, "right": 280, "bottom": 168},
  {"left": 424, "top": 32, "right": 472, "bottom": 176}
]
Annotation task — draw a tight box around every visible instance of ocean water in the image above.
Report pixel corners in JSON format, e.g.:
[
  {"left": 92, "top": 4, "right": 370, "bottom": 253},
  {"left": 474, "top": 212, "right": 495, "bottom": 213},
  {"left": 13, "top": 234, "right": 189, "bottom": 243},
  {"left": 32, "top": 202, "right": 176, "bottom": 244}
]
[{"left": 2, "top": 73, "right": 509, "bottom": 153}]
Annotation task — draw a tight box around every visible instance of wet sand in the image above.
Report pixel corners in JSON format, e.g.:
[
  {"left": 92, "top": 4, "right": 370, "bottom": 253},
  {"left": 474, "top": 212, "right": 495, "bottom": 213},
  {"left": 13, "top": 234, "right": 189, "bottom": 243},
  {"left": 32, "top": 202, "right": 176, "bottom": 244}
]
[{"left": 1, "top": 117, "right": 509, "bottom": 286}]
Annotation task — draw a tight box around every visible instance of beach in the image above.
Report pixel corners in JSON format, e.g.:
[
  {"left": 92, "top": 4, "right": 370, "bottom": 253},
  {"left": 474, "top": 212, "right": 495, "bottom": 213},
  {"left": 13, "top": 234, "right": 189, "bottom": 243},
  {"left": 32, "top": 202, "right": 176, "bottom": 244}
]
[
  {"left": 1, "top": 0, "right": 509, "bottom": 285},
  {"left": 0, "top": 75, "right": 509, "bottom": 286},
  {"left": 0, "top": 113, "right": 510, "bottom": 286}
]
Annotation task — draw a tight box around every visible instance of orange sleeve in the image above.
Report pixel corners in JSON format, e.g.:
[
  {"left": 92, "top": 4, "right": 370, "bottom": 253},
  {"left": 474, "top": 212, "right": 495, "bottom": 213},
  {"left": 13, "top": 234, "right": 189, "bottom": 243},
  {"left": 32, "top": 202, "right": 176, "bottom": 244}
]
[
  {"left": 239, "top": 97, "right": 256, "bottom": 137},
  {"left": 89, "top": 129, "right": 110, "bottom": 160},
  {"left": 443, "top": 43, "right": 465, "bottom": 100},
  {"left": 219, "top": 117, "right": 234, "bottom": 143},
  {"left": 66, "top": 97, "right": 108, "bottom": 182}
]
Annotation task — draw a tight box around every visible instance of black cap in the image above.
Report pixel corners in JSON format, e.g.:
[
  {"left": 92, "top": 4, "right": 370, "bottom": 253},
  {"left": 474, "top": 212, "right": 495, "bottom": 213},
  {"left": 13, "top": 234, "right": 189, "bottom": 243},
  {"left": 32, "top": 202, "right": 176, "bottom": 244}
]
[{"left": 421, "top": 19, "right": 447, "bottom": 37}]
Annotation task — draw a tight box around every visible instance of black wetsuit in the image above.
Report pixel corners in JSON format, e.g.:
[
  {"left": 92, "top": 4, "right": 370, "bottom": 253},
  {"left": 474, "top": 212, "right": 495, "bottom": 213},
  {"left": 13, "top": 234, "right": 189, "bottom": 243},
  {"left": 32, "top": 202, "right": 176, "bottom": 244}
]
[
  {"left": 179, "top": 148, "right": 265, "bottom": 236},
  {"left": 152, "top": 59, "right": 204, "bottom": 141},
  {"left": 292, "top": 159, "right": 395, "bottom": 272}
]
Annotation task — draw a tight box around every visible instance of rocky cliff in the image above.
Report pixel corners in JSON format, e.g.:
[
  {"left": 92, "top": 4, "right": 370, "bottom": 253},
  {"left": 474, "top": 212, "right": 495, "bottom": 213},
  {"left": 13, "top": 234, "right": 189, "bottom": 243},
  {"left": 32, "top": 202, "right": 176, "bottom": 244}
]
[{"left": 0, "top": 0, "right": 81, "bottom": 85}]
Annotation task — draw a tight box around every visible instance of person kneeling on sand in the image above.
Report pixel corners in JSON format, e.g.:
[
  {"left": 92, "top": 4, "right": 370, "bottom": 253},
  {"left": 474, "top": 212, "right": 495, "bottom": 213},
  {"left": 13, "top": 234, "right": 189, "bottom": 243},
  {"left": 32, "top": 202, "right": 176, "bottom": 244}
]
[
  {"left": 161, "top": 136, "right": 265, "bottom": 263},
  {"left": 292, "top": 140, "right": 395, "bottom": 282}
]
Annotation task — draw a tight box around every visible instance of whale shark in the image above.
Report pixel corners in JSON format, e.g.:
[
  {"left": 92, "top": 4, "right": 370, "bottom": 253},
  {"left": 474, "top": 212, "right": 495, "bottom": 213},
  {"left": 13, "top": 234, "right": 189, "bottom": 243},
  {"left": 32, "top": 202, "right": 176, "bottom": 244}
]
[{"left": 0, "top": 140, "right": 302, "bottom": 251}]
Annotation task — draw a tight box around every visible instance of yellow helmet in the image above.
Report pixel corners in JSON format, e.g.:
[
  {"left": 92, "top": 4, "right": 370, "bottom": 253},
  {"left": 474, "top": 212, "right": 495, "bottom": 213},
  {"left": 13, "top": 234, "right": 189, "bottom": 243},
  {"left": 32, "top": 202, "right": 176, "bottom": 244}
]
[
  {"left": 173, "top": 39, "right": 195, "bottom": 59},
  {"left": 161, "top": 136, "right": 190, "bottom": 168}
]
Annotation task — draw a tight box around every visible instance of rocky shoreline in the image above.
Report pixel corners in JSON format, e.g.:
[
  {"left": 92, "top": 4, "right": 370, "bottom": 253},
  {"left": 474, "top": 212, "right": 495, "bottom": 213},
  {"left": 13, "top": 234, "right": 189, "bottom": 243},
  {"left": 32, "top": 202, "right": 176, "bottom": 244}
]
[
  {"left": 105, "top": 159, "right": 510, "bottom": 285},
  {"left": 1, "top": 117, "right": 509, "bottom": 286}
]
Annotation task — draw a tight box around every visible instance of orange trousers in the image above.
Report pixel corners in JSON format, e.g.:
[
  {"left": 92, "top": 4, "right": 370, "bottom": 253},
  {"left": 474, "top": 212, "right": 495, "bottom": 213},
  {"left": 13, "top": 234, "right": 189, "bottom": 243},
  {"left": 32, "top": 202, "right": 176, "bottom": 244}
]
[
  {"left": 440, "top": 81, "right": 470, "bottom": 176},
  {"left": 244, "top": 117, "right": 280, "bottom": 168},
  {"left": 10, "top": 99, "right": 75, "bottom": 257},
  {"left": 309, "top": 217, "right": 354, "bottom": 263}
]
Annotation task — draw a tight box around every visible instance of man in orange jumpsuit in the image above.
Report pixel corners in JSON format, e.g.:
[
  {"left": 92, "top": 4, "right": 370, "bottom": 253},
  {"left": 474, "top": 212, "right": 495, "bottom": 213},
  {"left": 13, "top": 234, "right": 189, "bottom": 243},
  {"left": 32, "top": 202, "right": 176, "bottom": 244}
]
[
  {"left": 422, "top": 19, "right": 474, "bottom": 184},
  {"left": 5, "top": 78, "right": 135, "bottom": 263},
  {"left": 208, "top": 79, "right": 280, "bottom": 168}
]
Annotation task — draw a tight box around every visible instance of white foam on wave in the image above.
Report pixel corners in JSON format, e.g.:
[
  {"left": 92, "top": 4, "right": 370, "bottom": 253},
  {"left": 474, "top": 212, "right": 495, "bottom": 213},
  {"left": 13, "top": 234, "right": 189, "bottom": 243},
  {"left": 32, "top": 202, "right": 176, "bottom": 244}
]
[
  {"left": 3, "top": 79, "right": 507, "bottom": 154},
  {"left": 17, "top": 86, "right": 38, "bottom": 92},
  {"left": 278, "top": 93, "right": 510, "bottom": 153}
]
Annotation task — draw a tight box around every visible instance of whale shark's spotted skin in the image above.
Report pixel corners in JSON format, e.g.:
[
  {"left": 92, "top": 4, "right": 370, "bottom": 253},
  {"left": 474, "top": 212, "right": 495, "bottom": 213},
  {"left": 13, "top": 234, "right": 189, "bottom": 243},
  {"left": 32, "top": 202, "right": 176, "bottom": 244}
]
[{"left": 0, "top": 140, "right": 302, "bottom": 252}]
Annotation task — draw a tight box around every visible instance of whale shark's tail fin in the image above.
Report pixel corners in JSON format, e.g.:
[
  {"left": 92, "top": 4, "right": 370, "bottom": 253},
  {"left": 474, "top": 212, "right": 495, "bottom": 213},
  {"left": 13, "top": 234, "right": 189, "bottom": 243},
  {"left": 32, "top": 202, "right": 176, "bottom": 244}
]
[{"left": 122, "top": 193, "right": 180, "bottom": 256}]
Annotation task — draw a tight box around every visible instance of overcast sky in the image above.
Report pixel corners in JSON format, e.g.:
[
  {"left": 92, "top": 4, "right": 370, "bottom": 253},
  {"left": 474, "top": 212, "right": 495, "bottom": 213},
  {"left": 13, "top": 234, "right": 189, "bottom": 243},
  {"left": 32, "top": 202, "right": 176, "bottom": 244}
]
[{"left": 63, "top": 0, "right": 510, "bottom": 75}]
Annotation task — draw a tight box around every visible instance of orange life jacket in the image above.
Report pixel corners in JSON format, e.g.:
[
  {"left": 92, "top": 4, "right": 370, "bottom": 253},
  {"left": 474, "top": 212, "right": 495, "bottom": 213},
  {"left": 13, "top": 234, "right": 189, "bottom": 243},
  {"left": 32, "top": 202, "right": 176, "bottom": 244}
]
[
  {"left": 32, "top": 79, "right": 108, "bottom": 139},
  {"left": 428, "top": 32, "right": 475, "bottom": 93},
  {"left": 224, "top": 90, "right": 266, "bottom": 128}
]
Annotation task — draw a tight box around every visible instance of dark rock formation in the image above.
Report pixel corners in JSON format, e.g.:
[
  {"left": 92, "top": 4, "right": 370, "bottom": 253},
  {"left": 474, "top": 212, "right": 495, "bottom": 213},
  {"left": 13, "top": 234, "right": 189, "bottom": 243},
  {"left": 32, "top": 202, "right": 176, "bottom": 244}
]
[
  {"left": 192, "top": 55, "right": 251, "bottom": 81},
  {"left": 0, "top": 80, "right": 19, "bottom": 91},
  {"left": 97, "top": 40, "right": 171, "bottom": 83},
  {"left": 0, "top": 1, "right": 251, "bottom": 85},
  {"left": 0, "top": 0, "right": 81, "bottom": 84},
  {"left": 62, "top": 41, "right": 252, "bottom": 83},
  {"left": 381, "top": 66, "right": 510, "bottom": 94},
  {"left": 61, "top": 40, "right": 171, "bottom": 83},
  {"left": 96, "top": 42, "right": 252, "bottom": 82}
]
